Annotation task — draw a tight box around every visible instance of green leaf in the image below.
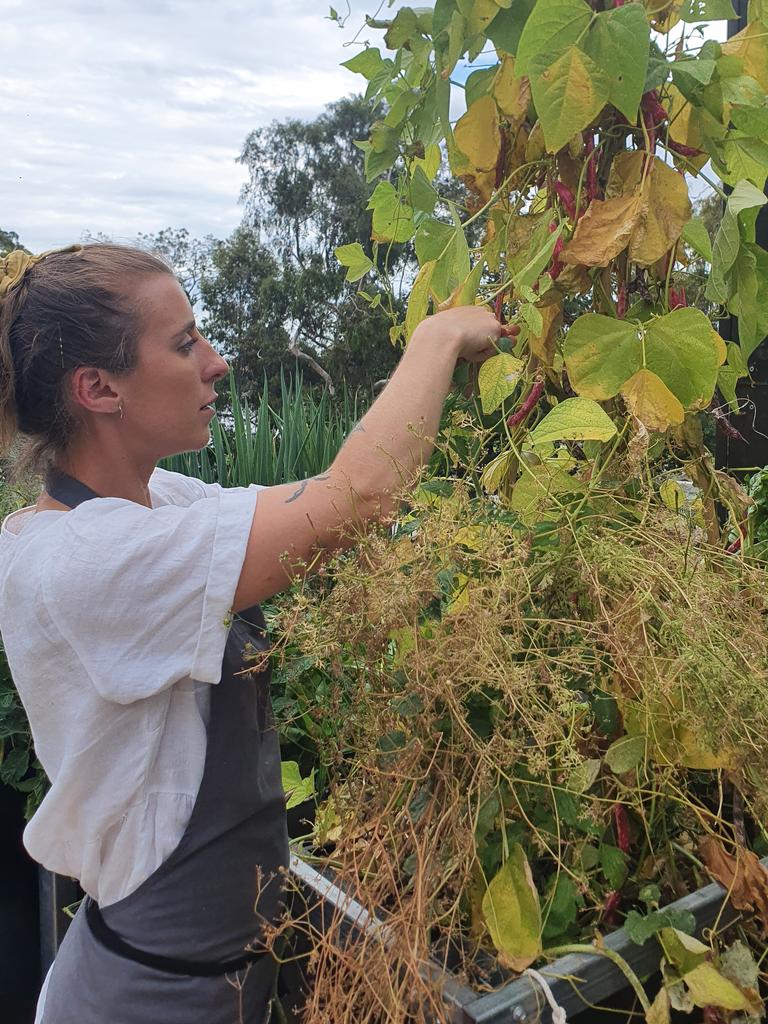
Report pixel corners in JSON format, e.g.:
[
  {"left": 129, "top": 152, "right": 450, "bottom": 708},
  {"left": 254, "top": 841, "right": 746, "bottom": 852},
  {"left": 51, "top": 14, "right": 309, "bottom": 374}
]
[
  {"left": 531, "top": 45, "right": 611, "bottom": 154},
  {"left": 644, "top": 308, "right": 720, "bottom": 408},
  {"left": 718, "top": 342, "right": 748, "bottom": 412},
  {"left": 543, "top": 874, "right": 580, "bottom": 941},
  {"left": 478, "top": 353, "right": 525, "bottom": 414},
  {"left": 645, "top": 42, "right": 672, "bottom": 91},
  {"left": 281, "top": 760, "right": 316, "bottom": 810},
  {"left": 605, "top": 733, "right": 645, "bottom": 773},
  {"left": 414, "top": 215, "right": 470, "bottom": 300},
  {"left": 600, "top": 843, "right": 629, "bottom": 888},
  {"left": 385, "top": 7, "right": 420, "bottom": 49},
  {"left": 510, "top": 220, "right": 561, "bottom": 294},
  {"left": 680, "top": 0, "right": 737, "bottom": 20},
  {"left": 405, "top": 261, "right": 436, "bottom": 340},
  {"left": 658, "top": 928, "right": 710, "bottom": 975},
  {"left": 720, "top": 74, "right": 765, "bottom": 105},
  {"left": 334, "top": 242, "right": 374, "bottom": 282},
  {"left": 410, "top": 165, "right": 439, "bottom": 213},
  {"left": 671, "top": 57, "right": 717, "bottom": 85},
  {"left": 729, "top": 242, "right": 768, "bottom": 359},
  {"left": 680, "top": 217, "right": 713, "bottom": 262},
  {"left": 486, "top": 0, "right": 537, "bottom": 54},
  {"left": 624, "top": 907, "right": 697, "bottom": 945},
  {"left": 516, "top": 0, "right": 593, "bottom": 77},
  {"left": 0, "top": 745, "right": 29, "bottom": 785},
  {"left": 342, "top": 48, "right": 389, "bottom": 80},
  {"left": 367, "top": 181, "right": 415, "bottom": 244},
  {"left": 482, "top": 843, "right": 543, "bottom": 971},
  {"left": 718, "top": 133, "right": 768, "bottom": 187},
  {"left": 567, "top": 757, "right": 601, "bottom": 793},
  {"left": 563, "top": 314, "right": 641, "bottom": 400},
  {"left": 529, "top": 398, "right": 617, "bottom": 446},
  {"left": 465, "top": 65, "right": 498, "bottom": 106},
  {"left": 582, "top": 4, "right": 649, "bottom": 121}
]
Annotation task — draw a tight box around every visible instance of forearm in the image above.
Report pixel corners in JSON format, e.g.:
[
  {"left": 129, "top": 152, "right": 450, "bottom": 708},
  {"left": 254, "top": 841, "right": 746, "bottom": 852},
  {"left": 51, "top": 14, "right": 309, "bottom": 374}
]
[{"left": 331, "top": 327, "right": 462, "bottom": 509}]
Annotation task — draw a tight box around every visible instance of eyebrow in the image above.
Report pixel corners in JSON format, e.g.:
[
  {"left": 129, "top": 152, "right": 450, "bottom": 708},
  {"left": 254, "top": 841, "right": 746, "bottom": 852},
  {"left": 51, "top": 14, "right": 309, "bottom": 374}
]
[{"left": 171, "top": 319, "right": 196, "bottom": 342}]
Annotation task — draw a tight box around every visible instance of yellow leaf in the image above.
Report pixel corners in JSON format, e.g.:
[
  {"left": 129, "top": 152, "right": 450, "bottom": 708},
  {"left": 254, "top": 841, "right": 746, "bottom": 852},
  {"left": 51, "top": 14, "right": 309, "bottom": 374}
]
[
  {"left": 411, "top": 143, "right": 442, "bottom": 182},
  {"left": 607, "top": 152, "right": 692, "bottom": 266},
  {"left": 683, "top": 963, "right": 752, "bottom": 1011},
  {"left": 455, "top": 94, "right": 502, "bottom": 172},
  {"left": 463, "top": 0, "right": 501, "bottom": 35},
  {"left": 529, "top": 299, "right": 563, "bottom": 366},
  {"left": 453, "top": 525, "right": 486, "bottom": 550},
  {"left": 478, "top": 353, "right": 525, "bottom": 414},
  {"left": 659, "top": 478, "right": 689, "bottom": 513},
  {"left": 492, "top": 55, "right": 531, "bottom": 126},
  {"left": 645, "top": 0, "right": 683, "bottom": 31},
  {"left": 405, "top": 261, "right": 436, "bottom": 341},
  {"left": 481, "top": 448, "right": 516, "bottom": 494},
  {"left": 647, "top": 987, "right": 671, "bottom": 1024},
  {"left": 563, "top": 192, "right": 646, "bottom": 267},
  {"left": 722, "top": 22, "right": 768, "bottom": 92},
  {"left": 529, "top": 397, "right": 618, "bottom": 446},
  {"left": 437, "top": 261, "right": 485, "bottom": 311},
  {"left": 621, "top": 368, "right": 685, "bottom": 433},
  {"left": 510, "top": 459, "right": 583, "bottom": 525},
  {"left": 711, "top": 328, "right": 727, "bottom": 366},
  {"left": 525, "top": 120, "right": 546, "bottom": 163},
  {"left": 445, "top": 572, "right": 471, "bottom": 614},
  {"left": 482, "top": 844, "right": 542, "bottom": 971},
  {"left": 533, "top": 45, "right": 610, "bottom": 154},
  {"left": 667, "top": 85, "right": 708, "bottom": 173}
]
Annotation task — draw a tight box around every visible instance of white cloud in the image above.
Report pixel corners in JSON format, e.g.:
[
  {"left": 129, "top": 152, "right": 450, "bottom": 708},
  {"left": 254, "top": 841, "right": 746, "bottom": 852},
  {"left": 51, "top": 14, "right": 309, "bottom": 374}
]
[{"left": 1, "top": 0, "right": 387, "bottom": 251}]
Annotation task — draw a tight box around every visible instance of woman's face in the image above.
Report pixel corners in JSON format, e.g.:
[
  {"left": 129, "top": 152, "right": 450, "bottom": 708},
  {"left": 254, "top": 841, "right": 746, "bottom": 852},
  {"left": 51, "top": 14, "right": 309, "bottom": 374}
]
[{"left": 119, "top": 273, "right": 230, "bottom": 459}]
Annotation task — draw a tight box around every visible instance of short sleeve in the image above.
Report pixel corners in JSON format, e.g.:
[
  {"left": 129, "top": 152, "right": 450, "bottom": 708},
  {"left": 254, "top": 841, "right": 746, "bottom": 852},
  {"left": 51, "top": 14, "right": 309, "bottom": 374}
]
[{"left": 40, "top": 485, "right": 261, "bottom": 704}]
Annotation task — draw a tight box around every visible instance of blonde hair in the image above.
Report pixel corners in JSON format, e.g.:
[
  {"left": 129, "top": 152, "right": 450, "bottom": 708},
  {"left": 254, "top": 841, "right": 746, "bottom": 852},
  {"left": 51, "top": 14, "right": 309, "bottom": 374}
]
[{"left": 0, "top": 243, "right": 173, "bottom": 482}]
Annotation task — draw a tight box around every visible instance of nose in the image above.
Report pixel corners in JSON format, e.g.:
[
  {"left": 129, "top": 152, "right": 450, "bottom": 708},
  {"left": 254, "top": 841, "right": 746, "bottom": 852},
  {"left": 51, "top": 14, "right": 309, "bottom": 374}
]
[{"left": 201, "top": 334, "right": 229, "bottom": 382}]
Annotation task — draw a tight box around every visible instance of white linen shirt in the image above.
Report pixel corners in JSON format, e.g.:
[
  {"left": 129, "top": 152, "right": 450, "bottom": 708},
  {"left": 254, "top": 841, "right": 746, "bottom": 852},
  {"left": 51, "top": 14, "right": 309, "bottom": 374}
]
[{"left": 0, "top": 467, "right": 263, "bottom": 907}]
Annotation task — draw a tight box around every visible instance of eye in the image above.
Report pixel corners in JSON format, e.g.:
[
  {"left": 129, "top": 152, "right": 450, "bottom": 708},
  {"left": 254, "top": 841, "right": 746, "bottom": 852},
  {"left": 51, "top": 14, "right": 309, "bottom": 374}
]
[{"left": 179, "top": 335, "right": 197, "bottom": 353}]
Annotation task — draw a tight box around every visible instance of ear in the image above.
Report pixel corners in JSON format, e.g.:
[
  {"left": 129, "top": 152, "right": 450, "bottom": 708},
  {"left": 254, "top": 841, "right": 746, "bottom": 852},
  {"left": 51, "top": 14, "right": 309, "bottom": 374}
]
[{"left": 69, "top": 366, "right": 121, "bottom": 416}]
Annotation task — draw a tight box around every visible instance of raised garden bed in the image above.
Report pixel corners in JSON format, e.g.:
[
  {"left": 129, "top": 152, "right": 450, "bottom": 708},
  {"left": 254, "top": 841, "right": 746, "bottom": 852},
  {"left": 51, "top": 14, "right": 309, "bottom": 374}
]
[{"left": 290, "top": 852, "right": 766, "bottom": 1022}]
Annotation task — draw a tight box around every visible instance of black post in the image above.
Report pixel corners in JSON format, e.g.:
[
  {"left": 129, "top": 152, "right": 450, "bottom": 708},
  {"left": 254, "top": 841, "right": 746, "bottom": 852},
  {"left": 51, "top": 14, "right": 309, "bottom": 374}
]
[
  {"left": 715, "top": 0, "right": 768, "bottom": 476},
  {"left": 38, "top": 870, "right": 81, "bottom": 978}
]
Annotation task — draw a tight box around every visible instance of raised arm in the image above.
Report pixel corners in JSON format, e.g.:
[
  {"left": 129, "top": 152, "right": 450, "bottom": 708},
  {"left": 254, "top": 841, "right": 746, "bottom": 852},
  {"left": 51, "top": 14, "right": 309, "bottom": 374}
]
[{"left": 231, "top": 306, "right": 501, "bottom": 611}]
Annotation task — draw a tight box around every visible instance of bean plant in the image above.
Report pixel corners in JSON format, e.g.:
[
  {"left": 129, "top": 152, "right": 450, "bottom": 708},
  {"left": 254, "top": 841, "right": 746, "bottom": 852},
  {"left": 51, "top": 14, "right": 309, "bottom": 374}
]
[{"left": 267, "top": 2, "right": 768, "bottom": 1020}]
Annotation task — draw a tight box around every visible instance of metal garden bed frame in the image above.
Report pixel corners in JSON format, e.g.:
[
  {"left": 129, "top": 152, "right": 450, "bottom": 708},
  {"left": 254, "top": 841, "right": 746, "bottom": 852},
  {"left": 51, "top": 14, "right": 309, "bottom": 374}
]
[{"left": 290, "top": 852, "right": 766, "bottom": 1024}]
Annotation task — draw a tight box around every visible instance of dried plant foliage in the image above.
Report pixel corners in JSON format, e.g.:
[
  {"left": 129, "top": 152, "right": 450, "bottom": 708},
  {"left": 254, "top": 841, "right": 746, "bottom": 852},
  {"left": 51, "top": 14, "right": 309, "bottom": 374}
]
[{"left": 265, "top": 479, "right": 768, "bottom": 1023}]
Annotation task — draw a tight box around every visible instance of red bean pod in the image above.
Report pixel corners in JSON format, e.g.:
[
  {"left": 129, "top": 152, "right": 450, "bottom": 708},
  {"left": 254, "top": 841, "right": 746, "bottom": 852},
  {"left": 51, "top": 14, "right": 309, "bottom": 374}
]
[
  {"left": 613, "top": 803, "right": 631, "bottom": 854},
  {"left": 507, "top": 379, "right": 545, "bottom": 430},
  {"left": 553, "top": 181, "right": 578, "bottom": 221}
]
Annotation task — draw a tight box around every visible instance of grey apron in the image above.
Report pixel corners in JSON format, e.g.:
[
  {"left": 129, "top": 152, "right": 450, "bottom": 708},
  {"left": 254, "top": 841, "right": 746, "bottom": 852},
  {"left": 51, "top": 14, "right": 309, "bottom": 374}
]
[{"left": 39, "top": 470, "right": 292, "bottom": 1024}]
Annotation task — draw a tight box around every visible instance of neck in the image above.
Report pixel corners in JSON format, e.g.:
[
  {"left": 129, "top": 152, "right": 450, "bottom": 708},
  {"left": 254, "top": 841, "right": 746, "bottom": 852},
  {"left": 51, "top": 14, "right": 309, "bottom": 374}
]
[{"left": 51, "top": 440, "right": 156, "bottom": 508}]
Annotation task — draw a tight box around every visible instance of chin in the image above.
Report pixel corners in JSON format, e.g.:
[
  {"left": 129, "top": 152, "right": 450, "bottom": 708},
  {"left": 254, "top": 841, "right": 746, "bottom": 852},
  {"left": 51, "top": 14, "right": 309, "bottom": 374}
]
[{"left": 164, "top": 428, "right": 211, "bottom": 460}]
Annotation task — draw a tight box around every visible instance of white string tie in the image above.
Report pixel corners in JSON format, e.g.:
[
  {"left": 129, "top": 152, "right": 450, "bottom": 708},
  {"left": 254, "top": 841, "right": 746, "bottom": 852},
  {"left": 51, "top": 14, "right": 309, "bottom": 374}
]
[{"left": 523, "top": 967, "right": 568, "bottom": 1024}]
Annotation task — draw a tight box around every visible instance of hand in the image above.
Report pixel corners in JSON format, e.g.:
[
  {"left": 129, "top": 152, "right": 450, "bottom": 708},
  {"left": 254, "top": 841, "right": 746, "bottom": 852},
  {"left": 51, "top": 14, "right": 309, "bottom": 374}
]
[{"left": 411, "top": 305, "right": 502, "bottom": 364}]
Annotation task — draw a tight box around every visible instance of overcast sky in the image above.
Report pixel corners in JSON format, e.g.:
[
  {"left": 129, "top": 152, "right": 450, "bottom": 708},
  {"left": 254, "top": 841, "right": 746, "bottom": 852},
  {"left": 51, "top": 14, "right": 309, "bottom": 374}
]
[
  {"left": 2, "top": 0, "right": 387, "bottom": 252},
  {"left": 2, "top": 3, "right": 731, "bottom": 254}
]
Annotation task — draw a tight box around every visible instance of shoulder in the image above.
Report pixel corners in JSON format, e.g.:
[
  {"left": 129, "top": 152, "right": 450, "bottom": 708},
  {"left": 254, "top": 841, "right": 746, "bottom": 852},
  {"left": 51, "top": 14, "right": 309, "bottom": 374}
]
[{"left": 148, "top": 467, "right": 214, "bottom": 507}]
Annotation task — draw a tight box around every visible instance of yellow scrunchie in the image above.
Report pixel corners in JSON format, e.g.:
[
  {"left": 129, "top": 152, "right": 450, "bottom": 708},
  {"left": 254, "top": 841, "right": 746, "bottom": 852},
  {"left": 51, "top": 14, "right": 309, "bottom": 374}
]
[{"left": 0, "top": 244, "right": 83, "bottom": 298}]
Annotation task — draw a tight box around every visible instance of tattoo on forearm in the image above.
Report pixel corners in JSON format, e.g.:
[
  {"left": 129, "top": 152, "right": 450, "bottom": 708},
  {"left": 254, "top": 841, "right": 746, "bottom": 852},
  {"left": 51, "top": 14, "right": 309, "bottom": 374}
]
[{"left": 286, "top": 474, "right": 331, "bottom": 504}]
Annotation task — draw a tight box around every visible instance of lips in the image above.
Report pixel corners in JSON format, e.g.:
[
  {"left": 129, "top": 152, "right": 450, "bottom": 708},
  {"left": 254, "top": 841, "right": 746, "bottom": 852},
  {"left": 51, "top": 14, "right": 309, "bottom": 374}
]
[{"left": 200, "top": 396, "right": 217, "bottom": 410}]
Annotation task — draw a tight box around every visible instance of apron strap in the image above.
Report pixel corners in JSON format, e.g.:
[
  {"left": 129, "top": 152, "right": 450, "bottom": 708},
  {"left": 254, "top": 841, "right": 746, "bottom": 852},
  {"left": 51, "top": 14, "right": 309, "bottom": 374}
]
[
  {"left": 45, "top": 469, "right": 102, "bottom": 509},
  {"left": 85, "top": 899, "right": 267, "bottom": 978}
]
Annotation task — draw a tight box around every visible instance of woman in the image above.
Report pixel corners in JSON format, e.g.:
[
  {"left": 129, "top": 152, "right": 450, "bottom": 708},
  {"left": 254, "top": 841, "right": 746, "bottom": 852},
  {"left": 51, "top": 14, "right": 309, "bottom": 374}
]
[{"left": 0, "top": 243, "right": 502, "bottom": 1024}]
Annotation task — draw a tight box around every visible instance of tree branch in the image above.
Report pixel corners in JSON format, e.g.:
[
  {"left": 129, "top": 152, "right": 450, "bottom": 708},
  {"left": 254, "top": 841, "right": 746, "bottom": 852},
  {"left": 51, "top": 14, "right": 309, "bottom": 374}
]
[{"left": 287, "top": 330, "right": 335, "bottom": 395}]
